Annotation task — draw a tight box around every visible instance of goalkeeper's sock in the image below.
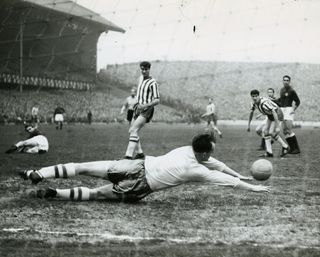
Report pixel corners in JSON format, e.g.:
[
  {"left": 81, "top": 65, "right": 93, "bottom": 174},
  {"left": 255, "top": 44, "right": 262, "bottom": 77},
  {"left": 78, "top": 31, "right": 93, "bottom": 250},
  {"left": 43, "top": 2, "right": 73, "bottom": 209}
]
[
  {"left": 56, "top": 187, "right": 92, "bottom": 200},
  {"left": 37, "top": 163, "right": 76, "bottom": 179}
]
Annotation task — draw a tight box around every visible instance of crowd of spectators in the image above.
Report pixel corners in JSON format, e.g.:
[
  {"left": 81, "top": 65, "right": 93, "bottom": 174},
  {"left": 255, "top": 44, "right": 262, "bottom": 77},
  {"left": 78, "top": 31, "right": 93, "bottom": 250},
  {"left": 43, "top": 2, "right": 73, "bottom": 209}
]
[
  {"left": 1, "top": 61, "right": 319, "bottom": 125},
  {"left": 103, "top": 61, "right": 320, "bottom": 122},
  {"left": 0, "top": 88, "right": 185, "bottom": 124}
]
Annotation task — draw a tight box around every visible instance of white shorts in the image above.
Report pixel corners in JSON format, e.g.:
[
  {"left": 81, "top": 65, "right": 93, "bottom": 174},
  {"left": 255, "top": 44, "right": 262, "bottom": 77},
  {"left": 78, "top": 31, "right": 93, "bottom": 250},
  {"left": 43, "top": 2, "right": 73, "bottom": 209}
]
[
  {"left": 17, "top": 135, "right": 49, "bottom": 153},
  {"left": 255, "top": 117, "right": 267, "bottom": 132},
  {"left": 266, "top": 121, "right": 276, "bottom": 134},
  {"left": 281, "top": 107, "right": 294, "bottom": 121},
  {"left": 55, "top": 114, "right": 64, "bottom": 122}
]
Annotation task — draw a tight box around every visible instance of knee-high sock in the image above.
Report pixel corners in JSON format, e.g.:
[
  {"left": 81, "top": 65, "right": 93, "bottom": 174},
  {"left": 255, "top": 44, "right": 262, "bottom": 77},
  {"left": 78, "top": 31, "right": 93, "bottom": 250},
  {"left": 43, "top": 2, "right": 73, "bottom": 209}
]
[
  {"left": 135, "top": 140, "right": 143, "bottom": 154},
  {"left": 285, "top": 133, "right": 297, "bottom": 149},
  {"left": 37, "top": 163, "right": 76, "bottom": 179},
  {"left": 56, "top": 187, "right": 92, "bottom": 201},
  {"left": 274, "top": 135, "right": 288, "bottom": 148},
  {"left": 213, "top": 126, "right": 222, "bottom": 135},
  {"left": 264, "top": 136, "right": 273, "bottom": 153},
  {"left": 125, "top": 135, "right": 139, "bottom": 157},
  {"left": 285, "top": 133, "right": 300, "bottom": 151}
]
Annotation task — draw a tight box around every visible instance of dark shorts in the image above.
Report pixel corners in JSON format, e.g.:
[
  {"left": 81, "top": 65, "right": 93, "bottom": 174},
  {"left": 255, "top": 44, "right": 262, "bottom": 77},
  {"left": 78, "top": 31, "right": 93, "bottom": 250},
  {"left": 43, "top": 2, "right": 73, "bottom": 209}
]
[
  {"left": 133, "top": 104, "right": 154, "bottom": 123},
  {"left": 107, "top": 159, "right": 152, "bottom": 203},
  {"left": 207, "top": 114, "right": 218, "bottom": 125},
  {"left": 127, "top": 109, "right": 134, "bottom": 122}
]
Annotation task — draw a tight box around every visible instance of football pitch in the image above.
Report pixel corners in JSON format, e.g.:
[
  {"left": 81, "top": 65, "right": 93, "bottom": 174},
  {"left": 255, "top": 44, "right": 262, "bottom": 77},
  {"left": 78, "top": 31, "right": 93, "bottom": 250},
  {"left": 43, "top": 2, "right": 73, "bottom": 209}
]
[{"left": 0, "top": 123, "right": 319, "bottom": 257}]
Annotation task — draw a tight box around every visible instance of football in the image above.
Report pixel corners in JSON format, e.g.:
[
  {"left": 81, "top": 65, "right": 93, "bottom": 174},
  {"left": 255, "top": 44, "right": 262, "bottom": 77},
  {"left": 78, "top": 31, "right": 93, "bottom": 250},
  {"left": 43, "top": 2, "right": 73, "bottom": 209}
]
[{"left": 250, "top": 159, "right": 273, "bottom": 181}]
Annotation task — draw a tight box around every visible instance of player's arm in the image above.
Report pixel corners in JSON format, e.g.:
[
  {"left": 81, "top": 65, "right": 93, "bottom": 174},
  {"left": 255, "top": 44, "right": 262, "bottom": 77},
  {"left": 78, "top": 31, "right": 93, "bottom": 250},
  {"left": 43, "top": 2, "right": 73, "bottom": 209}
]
[
  {"left": 138, "top": 98, "right": 160, "bottom": 110},
  {"left": 200, "top": 166, "right": 269, "bottom": 192},
  {"left": 247, "top": 110, "right": 254, "bottom": 132},
  {"left": 222, "top": 166, "right": 252, "bottom": 181},
  {"left": 201, "top": 112, "right": 209, "bottom": 118},
  {"left": 235, "top": 180, "right": 271, "bottom": 192},
  {"left": 120, "top": 100, "right": 128, "bottom": 114},
  {"left": 292, "top": 91, "right": 300, "bottom": 111},
  {"left": 203, "top": 158, "right": 252, "bottom": 181}
]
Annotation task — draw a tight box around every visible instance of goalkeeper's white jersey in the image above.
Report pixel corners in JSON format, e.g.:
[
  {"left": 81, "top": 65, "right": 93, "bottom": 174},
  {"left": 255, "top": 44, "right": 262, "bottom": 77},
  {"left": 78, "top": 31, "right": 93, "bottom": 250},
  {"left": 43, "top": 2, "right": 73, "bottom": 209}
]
[{"left": 144, "top": 146, "right": 240, "bottom": 191}]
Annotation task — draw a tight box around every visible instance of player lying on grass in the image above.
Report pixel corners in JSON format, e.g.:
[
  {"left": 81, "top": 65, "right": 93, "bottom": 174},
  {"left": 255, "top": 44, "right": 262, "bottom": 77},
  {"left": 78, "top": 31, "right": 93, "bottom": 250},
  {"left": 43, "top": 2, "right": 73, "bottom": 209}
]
[
  {"left": 19, "top": 132, "right": 270, "bottom": 203},
  {"left": 5, "top": 123, "right": 49, "bottom": 154}
]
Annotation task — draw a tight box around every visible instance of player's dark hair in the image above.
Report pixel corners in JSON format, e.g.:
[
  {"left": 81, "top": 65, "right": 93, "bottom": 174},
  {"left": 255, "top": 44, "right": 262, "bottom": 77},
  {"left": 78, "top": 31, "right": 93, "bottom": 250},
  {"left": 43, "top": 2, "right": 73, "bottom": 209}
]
[
  {"left": 192, "top": 132, "right": 216, "bottom": 153},
  {"left": 250, "top": 89, "right": 260, "bottom": 96},
  {"left": 283, "top": 75, "right": 291, "bottom": 81},
  {"left": 267, "top": 88, "right": 274, "bottom": 93},
  {"left": 140, "top": 61, "right": 151, "bottom": 69}
]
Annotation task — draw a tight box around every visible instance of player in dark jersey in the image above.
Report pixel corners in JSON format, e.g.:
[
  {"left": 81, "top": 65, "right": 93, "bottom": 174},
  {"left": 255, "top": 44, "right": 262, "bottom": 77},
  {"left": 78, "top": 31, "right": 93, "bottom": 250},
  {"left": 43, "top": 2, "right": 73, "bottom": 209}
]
[
  {"left": 278, "top": 75, "right": 301, "bottom": 154},
  {"left": 124, "top": 61, "right": 160, "bottom": 160},
  {"left": 54, "top": 105, "right": 65, "bottom": 130},
  {"left": 248, "top": 90, "right": 289, "bottom": 158}
]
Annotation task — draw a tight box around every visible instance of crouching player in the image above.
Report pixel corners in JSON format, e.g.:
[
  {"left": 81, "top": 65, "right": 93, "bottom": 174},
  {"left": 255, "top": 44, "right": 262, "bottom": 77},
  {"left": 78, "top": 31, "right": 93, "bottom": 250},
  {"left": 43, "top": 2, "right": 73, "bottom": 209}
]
[
  {"left": 5, "top": 124, "right": 49, "bottom": 154},
  {"left": 19, "top": 132, "right": 270, "bottom": 203},
  {"left": 248, "top": 89, "right": 289, "bottom": 158}
]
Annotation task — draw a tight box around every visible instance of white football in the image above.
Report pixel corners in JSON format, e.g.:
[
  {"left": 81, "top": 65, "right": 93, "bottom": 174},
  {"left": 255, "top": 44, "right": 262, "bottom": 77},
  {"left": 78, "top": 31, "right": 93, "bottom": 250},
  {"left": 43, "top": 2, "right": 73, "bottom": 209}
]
[{"left": 250, "top": 159, "right": 273, "bottom": 181}]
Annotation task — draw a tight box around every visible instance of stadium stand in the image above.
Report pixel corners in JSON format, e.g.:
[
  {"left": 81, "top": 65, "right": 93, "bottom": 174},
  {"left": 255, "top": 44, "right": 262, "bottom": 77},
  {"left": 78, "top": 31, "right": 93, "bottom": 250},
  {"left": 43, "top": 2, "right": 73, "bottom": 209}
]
[{"left": 0, "top": 0, "right": 125, "bottom": 91}]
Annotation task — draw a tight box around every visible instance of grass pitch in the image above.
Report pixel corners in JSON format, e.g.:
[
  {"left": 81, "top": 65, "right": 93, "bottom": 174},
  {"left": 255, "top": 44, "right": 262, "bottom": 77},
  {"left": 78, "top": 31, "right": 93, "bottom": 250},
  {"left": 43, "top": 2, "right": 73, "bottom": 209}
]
[{"left": 0, "top": 123, "right": 319, "bottom": 257}]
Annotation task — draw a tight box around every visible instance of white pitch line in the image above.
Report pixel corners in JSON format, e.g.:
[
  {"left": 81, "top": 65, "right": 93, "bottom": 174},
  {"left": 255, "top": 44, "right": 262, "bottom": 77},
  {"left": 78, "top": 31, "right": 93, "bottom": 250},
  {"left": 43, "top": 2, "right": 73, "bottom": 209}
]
[{"left": 2, "top": 227, "right": 320, "bottom": 249}]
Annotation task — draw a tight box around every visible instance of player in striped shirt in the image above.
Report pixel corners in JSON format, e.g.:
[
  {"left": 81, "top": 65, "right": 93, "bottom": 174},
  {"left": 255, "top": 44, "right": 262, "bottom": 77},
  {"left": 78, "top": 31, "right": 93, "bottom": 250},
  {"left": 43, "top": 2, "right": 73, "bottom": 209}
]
[
  {"left": 248, "top": 89, "right": 289, "bottom": 158},
  {"left": 124, "top": 61, "right": 160, "bottom": 159},
  {"left": 249, "top": 88, "right": 278, "bottom": 150}
]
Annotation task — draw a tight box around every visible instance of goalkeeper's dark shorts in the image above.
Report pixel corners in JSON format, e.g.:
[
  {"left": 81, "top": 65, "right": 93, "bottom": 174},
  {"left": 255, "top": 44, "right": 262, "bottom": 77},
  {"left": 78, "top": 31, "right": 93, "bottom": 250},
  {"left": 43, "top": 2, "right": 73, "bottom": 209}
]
[{"left": 107, "top": 159, "right": 152, "bottom": 202}]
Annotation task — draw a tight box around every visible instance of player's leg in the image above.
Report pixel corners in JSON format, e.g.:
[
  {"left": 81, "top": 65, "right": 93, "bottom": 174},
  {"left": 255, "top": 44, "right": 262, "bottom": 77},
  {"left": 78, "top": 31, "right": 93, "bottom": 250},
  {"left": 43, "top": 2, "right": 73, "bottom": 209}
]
[
  {"left": 7, "top": 138, "right": 38, "bottom": 153},
  {"left": 125, "top": 115, "right": 146, "bottom": 159},
  {"left": 282, "top": 107, "right": 300, "bottom": 154},
  {"left": 255, "top": 121, "right": 265, "bottom": 150},
  {"left": 24, "top": 146, "right": 40, "bottom": 154},
  {"left": 211, "top": 118, "right": 222, "bottom": 138},
  {"left": 260, "top": 119, "right": 273, "bottom": 157},
  {"left": 20, "top": 161, "right": 116, "bottom": 184},
  {"left": 283, "top": 120, "right": 300, "bottom": 154},
  {"left": 34, "top": 160, "right": 150, "bottom": 201},
  {"left": 270, "top": 121, "right": 289, "bottom": 157},
  {"left": 35, "top": 184, "right": 120, "bottom": 201}
]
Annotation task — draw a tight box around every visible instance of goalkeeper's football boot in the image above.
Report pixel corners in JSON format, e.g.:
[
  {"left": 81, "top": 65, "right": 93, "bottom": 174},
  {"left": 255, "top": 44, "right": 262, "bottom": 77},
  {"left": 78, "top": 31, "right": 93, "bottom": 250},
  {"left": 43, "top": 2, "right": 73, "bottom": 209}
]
[
  {"left": 36, "top": 188, "right": 57, "bottom": 199},
  {"left": 18, "top": 170, "right": 43, "bottom": 184}
]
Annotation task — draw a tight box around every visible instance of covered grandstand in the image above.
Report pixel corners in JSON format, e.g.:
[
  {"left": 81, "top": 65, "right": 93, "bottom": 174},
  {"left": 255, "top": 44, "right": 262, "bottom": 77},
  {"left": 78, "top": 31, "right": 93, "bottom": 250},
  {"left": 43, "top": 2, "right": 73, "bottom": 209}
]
[{"left": 0, "top": 0, "right": 125, "bottom": 91}]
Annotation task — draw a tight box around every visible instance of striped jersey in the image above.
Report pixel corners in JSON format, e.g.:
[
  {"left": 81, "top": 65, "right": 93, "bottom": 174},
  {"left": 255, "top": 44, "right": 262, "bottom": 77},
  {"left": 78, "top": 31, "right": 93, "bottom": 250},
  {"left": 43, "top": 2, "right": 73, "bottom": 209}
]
[
  {"left": 250, "top": 97, "right": 279, "bottom": 116},
  {"left": 137, "top": 75, "right": 160, "bottom": 105}
]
